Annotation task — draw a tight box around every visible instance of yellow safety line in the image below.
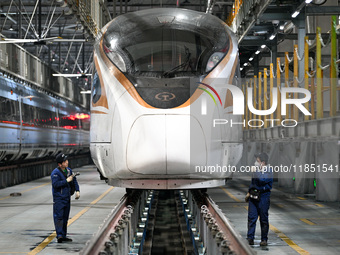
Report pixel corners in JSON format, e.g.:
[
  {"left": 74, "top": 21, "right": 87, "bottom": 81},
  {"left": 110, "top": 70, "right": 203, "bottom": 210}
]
[
  {"left": 220, "top": 187, "right": 241, "bottom": 202},
  {"left": 269, "top": 225, "right": 310, "bottom": 255},
  {"left": 315, "top": 203, "right": 324, "bottom": 208},
  {"left": 300, "top": 218, "right": 316, "bottom": 226},
  {"left": 0, "top": 183, "right": 50, "bottom": 201},
  {"left": 297, "top": 197, "right": 306, "bottom": 200},
  {"left": 27, "top": 186, "right": 114, "bottom": 255}
]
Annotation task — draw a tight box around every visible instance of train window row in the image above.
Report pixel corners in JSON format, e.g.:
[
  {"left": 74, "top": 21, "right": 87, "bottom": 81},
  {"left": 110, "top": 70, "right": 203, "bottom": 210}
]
[
  {"left": 0, "top": 96, "right": 20, "bottom": 122},
  {"left": 21, "top": 103, "right": 58, "bottom": 127},
  {"left": 0, "top": 96, "right": 89, "bottom": 130}
]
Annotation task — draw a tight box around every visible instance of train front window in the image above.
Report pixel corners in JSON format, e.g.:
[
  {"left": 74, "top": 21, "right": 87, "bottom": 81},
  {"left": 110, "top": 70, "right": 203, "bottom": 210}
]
[
  {"left": 104, "top": 28, "right": 208, "bottom": 77},
  {"left": 103, "top": 10, "right": 230, "bottom": 78}
]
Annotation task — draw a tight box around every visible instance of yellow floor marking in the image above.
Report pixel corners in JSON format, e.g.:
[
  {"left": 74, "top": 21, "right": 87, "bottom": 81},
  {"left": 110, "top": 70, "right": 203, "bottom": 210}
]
[
  {"left": 315, "top": 203, "right": 324, "bottom": 208},
  {"left": 269, "top": 224, "right": 310, "bottom": 254},
  {"left": 220, "top": 187, "right": 241, "bottom": 202},
  {"left": 297, "top": 197, "right": 306, "bottom": 200},
  {"left": 0, "top": 183, "right": 50, "bottom": 201},
  {"left": 27, "top": 186, "right": 114, "bottom": 255},
  {"left": 300, "top": 218, "right": 316, "bottom": 225},
  {"left": 277, "top": 204, "right": 285, "bottom": 208}
]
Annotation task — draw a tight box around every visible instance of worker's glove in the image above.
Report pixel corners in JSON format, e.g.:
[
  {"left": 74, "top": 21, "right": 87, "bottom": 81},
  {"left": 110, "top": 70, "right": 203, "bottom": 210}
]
[
  {"left": 66, "top": 176, "right": 73, "bottom": 182},
  {"left": 75, "top": 191, "right": 80, "bottom": 200},
  {"left": 245, "top": 192, "right": 250, "bottom": 202}
]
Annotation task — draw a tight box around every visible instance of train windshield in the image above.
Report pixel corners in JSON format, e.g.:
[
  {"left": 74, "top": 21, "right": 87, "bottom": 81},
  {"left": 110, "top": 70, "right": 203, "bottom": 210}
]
[{"left": 102, "top": 9, "right": 230, "bottom": 78}]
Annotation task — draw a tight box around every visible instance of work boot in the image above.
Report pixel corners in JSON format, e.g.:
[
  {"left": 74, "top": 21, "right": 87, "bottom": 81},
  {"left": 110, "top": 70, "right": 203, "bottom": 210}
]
[
  {"left": 62, "top": 237, "right": 73, "bottom": 242},
  {"left": 247, "top": 238, "right": 254, "bottom": 245},
  {"left": 260, "top": 240, "right": 267, "bottom": 246},
  {"left": 57, "top": 237, "right": 63, "bottom": 243}
]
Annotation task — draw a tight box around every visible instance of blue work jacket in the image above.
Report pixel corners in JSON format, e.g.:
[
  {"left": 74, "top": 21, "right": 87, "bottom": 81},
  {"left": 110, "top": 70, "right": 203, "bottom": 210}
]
[
  {"left": 51, "top": 167, "right": 79, "bottom": 201},
  {"left": 249, "top": 165, "right": 273, "bottom": 193}
]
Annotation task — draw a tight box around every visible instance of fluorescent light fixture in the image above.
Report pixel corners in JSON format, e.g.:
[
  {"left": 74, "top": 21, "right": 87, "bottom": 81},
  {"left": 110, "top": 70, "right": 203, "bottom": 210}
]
[
  {"left": 261, "top": 44, "right": 266, "bottom": 49},
  {"left": 269, "top": 34, "right": 276, "bottom": 40},
  {"left": 52, "top": 73, "right": 92, "bottom": 77},
  {"left": 80, "top": 90, "right": 91, "bottom": 94},
  {"left": 249, "top": 57, "right": 254, "bottom": 61},
  {"left": 305, "top": 0, "right": 312, "bottom": 3},
  {"left": 255, "top": 50, "right": 261, "bottom": 55},
  {"left": 280, "top": 25, "right": 285, "bottom": 30},
  {"left": 240, "top": 67, "right": 243, "bottom": 71},
  {"left": 244, "top": 63, "right": 248, "bottom": 66},
  {"left": 292, "top": 11, "right": 300, "bottom": 18}
]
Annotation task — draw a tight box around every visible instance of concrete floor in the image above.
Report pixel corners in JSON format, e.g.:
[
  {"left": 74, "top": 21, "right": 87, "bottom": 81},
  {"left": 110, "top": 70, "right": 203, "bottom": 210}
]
[
  {"left": 209, "top": 173, "right": 340, "bottom": 255},
  {"left": 0, "top": 164, "right": 126, "bottom": 255},
  {"left": 1, "top": 165, "right": 339, "bottom": 254}
]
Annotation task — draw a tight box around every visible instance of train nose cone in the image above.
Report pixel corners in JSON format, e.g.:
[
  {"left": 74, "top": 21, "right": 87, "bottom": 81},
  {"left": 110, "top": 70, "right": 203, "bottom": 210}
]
[{"left": 126, "top": 115, "right": 206, "bottom": 175}]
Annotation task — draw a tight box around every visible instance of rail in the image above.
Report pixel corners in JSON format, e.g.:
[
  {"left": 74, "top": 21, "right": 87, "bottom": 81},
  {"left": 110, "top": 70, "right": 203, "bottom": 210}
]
[{"left": 81, "top": 190, "right": 255, "bottom": 255}]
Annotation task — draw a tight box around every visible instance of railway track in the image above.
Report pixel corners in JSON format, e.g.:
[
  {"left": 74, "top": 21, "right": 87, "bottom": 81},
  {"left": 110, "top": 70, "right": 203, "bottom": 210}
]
[{"left": 81, "top": 189, "right": 255, "bottom": 255}]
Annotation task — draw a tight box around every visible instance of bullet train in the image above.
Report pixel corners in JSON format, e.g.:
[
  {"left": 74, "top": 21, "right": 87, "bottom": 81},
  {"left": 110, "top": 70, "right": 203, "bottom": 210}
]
[
  {"left": 90, "top": 8, "right": 243, "bottom": 189},
  {"left": 0, "top": 74, "right": 90, "bottom": 163}
]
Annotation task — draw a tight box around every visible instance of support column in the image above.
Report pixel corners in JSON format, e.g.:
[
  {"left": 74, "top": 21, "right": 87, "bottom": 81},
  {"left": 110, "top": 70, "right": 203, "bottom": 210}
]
[
  {"left": 271, "top": 41, "right": 277, "bottom": 74},
  {"left": 113, "top": 0, "right": 116, "bottom": 18},
  {"left": 59, "top": 26, "right": 61, "bottom": 72},
  {"left": 38, "top": 0, "right": 42, "bottom": 39},
  {"left": 253, "top": 54, "right": 259, "bottom": 76},
  {"left": 330, "top": 16, "right": 337, "bottom": 117},
  {"left": 294, "top": 13, "right": 306, "bottom": 88},
  {"left": 19, "top": 0, "right": 22, "bottom": 39}
]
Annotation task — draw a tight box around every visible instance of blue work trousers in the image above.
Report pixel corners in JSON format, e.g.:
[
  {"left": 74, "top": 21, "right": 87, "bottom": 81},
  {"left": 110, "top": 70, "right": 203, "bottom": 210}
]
[
  {"left": 53, "top": 199, "right": 71, "bottom": 238},
  {"left": 247, "top": 192, "right": 270, "bottom": 241}
]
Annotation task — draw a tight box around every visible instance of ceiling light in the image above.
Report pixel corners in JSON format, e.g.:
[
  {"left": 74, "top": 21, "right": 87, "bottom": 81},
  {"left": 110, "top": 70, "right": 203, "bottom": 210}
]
[
  {"left": 261, "top": 45, "right": 266, "bottom": 49},
  {"left": 269, "top": 34, "right": 276, "bottom": 40},
  {"left": 279, "top": 25, "right": 285, "bottom": 30},
  {"left": 255, "top": 50, "right": 261, "bottom": 55},
  {"left": 292, "top": 11, "right": 300, "bottom": 18},
  {"left": 80, "top": 90, "right": 91, "bottom": 94},
  {"left": 244, "top": 63, "right": 248, "bottom": 66},
  {"left": 305, "top": 0, "right": 312, "bottom": 3},
  {"left": 240, "top": 67, "right": 243, "bottom": 71},
  {"left": 249, "top": 57, "right": 254, "bottom": 61},
  {"left": 52, "top": 73, "right": 92, "bottom": 77},
  {"left": 9, "top": 25, "right": 13, "bottom": 31}
]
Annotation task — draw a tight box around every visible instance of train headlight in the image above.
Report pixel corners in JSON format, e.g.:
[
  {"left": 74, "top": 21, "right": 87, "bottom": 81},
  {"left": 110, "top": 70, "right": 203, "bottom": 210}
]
[{"left": 205, "top": 52, "right": 225, "bottom": 73}]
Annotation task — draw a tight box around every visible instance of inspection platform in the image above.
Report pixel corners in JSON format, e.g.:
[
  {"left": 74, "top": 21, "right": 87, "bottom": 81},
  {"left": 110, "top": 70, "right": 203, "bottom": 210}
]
[
  {"left": 1, "top": 166, "right": 340, "bottom": 254},
  {"left": 210, "top": 174, "right": 340, "bottom": 255},
  {"left": 0, "top": 165, "right": 126, "bottom": 255}
]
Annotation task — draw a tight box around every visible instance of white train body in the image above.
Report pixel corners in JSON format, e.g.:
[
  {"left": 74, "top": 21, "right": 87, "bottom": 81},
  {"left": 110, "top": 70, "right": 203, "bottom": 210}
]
[{"left": 90, "top": 8, "right": 243, "bottom": 189}]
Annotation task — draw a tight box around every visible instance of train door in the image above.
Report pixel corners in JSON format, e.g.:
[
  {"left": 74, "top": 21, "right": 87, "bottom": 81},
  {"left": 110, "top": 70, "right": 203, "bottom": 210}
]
[
  {"left": 77, "top": 117, "right": 81, "bottom": 153},
  {"left": 56, "top": 106, "right": 60, "bottom": 153},
  {"left": 17, "top": 96, "right": 22, "bottom": 143},
  {"left": 12, "top": 95, "right": 23, "bottom": 161}
]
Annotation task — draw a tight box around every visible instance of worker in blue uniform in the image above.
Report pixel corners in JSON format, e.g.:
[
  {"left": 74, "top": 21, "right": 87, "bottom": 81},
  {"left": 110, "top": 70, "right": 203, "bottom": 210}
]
[
  {"left": 51, "top": 153, "right": 80, "bottom": 243},
  {"left": 245, "top": 152, "right": 273, "bottom": 246}
]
